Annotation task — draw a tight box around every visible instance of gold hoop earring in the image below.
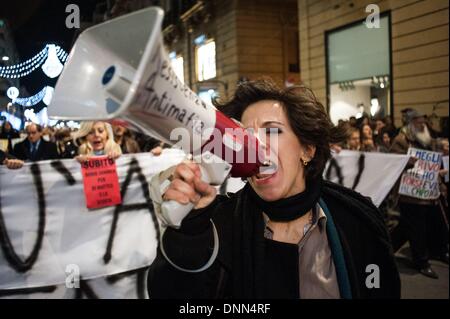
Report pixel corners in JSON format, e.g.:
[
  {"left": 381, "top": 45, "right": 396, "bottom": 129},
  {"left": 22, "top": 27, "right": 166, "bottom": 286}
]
[{"left": 302, "top": 159, "right": 309, "bottom": 166}]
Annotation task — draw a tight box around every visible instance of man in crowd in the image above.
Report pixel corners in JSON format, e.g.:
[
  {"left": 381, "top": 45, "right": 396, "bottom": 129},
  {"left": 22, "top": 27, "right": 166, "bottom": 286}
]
[
  {"left": 390, "top": 109, "right": 449, "bottom": 279},
  {"left": 12, "top": 123, "right": 59, "bottom": 162},
  {"left": 391, "top": 110, "right": 436, "bottom": 153}
]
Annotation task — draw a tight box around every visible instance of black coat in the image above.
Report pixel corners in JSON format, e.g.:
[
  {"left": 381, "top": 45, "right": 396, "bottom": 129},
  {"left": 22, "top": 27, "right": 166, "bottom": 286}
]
[
  {"left": 148, "top": 181, "right": 401, "bottom": 299},
  {"left": 12, "top": 139, "right": 59, "bottom": 162}
]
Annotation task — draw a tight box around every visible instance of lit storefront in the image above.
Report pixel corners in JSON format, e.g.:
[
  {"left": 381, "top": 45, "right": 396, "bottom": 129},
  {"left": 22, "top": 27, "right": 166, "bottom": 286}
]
[{"left": 299, "top": 0, "right": 449, "bottom": 128}]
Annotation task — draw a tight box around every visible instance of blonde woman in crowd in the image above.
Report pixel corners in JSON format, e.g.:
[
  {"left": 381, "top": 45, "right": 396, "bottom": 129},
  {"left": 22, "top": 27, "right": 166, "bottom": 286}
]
[{"left": 74, "top": 121, "right": 122, "bottom": 163}]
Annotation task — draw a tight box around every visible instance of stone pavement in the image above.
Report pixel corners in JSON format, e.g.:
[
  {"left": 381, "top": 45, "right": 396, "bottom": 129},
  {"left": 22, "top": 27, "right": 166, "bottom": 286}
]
[{"left": 396, "top": 245, "right": 449, "bottom": 299}]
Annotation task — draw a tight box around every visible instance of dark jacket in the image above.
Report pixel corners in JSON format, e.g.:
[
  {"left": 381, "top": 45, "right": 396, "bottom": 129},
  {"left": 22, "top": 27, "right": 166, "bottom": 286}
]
[
  {"left": 12, "top": 139, "right": 59, "bottom": 162},
  {"left": 148, "top": 181, "right": 401, "bottom": 299},
  {"left": 0, "top": 150, "right": 7, "bottom": 164}
]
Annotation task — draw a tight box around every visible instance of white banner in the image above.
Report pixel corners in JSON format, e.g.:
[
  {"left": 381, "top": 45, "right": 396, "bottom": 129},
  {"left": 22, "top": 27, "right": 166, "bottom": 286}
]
[
  {"left": 324, "top": 150, "right": 410, "bottom": 206},
  {"left": 399, "top": 148, "right": 442, "bottom": 200},
  {"left": 0, "top": 150, "right": 185, "bottom": 298},
  {"left": 225, "top": 151, "right": 410, "bottom": 207}
]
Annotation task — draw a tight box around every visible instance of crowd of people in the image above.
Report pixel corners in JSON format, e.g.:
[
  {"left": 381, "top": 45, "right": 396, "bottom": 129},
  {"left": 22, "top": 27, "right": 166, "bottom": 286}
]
[
  {"left": 336, "top": 109, "right": 448, "bottom": 154},
  {"left": 0, "top": 120, "right": 165, "bottom": 169},
  {"left": 334, "top": 109, "right": 449, "bottom": 279}
]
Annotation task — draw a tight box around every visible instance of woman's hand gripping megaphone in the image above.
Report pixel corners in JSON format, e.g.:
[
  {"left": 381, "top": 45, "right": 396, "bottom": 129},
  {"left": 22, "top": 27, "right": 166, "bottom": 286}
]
[
  {"left": 151, "top": 151, "right": 232, "bottom": 229},
  {"left": 164, "top": 119, "right": 246, "bottom": 211},
  {"left": 163, "top": 161, "right": 217, "bottom": 210}
]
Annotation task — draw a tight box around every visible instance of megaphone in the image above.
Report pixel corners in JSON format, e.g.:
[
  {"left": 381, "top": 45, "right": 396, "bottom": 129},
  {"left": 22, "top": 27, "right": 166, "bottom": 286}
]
[{"left": 49, "top": 7, "right": 267, "bottom": 228}]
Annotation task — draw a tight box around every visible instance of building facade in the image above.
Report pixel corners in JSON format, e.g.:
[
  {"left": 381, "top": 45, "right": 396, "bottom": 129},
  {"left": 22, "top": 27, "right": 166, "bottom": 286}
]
[
  {"left": 163, "top": 0, "right": 299, "bottom": 101},
  {"left": 298, "top": 0, "right": 449, "bottom": 128},
  {"left": 83, "top": 0, "right": 448, "bottom": 130}
]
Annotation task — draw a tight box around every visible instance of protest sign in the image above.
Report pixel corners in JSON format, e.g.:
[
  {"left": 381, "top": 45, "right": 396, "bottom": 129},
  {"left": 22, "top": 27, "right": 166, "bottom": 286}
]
[
  {"left": 399, "top": 148, "right": 442, "bottom": 200},
  {"left": 81, "top": 157, "right": 122, "bottom": 209}
]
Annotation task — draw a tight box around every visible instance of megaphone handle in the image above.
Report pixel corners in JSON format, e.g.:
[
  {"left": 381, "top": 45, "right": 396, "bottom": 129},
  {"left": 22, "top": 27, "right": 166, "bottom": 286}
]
[
  {"left": 158, "top": 159, "right": 229, "bottom": 272},
  {"left": 160, "top": 154, "right": 232, "bottom": 228},
  {"left": 160, "top": 199, "right": 196, "bottom": 228}
]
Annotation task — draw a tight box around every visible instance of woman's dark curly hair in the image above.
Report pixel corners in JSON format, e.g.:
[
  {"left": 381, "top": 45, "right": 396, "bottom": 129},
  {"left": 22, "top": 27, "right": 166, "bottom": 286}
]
[{"left": 213, "top": 78, "right": 347, "bottom": 181}]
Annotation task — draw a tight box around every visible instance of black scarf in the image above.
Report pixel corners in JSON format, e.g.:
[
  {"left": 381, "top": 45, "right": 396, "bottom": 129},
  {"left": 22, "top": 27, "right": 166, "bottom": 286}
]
[{"left": 246, "top": 177, "right": 323, "bottom": 222}]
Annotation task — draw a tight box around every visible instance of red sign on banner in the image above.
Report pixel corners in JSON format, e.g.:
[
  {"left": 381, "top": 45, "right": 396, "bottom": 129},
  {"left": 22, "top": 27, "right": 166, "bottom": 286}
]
[{"left": 81, "top": 157, "right": 122, "bottom": 209}]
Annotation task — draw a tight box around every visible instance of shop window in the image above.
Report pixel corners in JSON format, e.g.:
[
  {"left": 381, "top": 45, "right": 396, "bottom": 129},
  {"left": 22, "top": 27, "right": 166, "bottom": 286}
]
[
  {"left": 326, "top": 15, "right": 391, "bottom": 124},
  {"left": 196, "top": 39, "right": 216, "bottom": 81},
  {"left": 169, "top": 51, "right": 184, "bottom": 83}
]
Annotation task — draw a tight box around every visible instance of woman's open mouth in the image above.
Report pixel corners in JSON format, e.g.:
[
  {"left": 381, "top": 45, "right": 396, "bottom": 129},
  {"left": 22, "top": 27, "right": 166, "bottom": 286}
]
[
  {"left": 255, "top": 172, "right": 274, "bottom": 180},
  {"left": 93, "top": 141, "right": 103, "bottom": 149},
  {"left": 254, "top": 161, "right": 278, "bottom": 184},
  {"left": 253, "top": 171, "right": 278, "bottom": 185}
]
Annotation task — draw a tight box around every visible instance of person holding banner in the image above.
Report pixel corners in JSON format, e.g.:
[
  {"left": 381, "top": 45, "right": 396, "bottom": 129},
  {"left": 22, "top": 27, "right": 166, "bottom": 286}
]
[
  {"left": 0, "top": 149, "right": 24, "bottom": 169},
  {"left": 12, "top": 123, "right": 59, "bottom": 162},
  {"left": 390, "top": 110, "right": 449, "bottom": 279},
  {"left": 74, "top": 121, "right": 122, "bottom": 163},
  {"left": 148, "top": 79, "right": 400, "bottom": 299}
]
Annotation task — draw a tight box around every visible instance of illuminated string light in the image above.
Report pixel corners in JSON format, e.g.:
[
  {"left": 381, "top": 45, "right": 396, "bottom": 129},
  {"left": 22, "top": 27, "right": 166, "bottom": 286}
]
[
  {"left": 6, "top": 86, "right": 19, "bottom": 100},
  {"left": 2, "top": 45, "right": 67, "bottom": 119},
  {"left": 41, "top": 44, "right": 64, "bottom": 78},
  {"left": 42, "top": 86, "right": 54, "bottom": 105},
  {"left": 11, "top": 86, "right": 53, "bottom": 107},
  {"left": 0, "top": 44, "right": 68, "bottom": 79}
]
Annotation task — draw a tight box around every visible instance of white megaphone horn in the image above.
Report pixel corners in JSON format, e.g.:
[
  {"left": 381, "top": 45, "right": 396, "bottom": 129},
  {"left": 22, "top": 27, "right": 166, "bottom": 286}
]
[
  {"left": 49, "top": 7, "right": 268, "bottom": 230},
  {"left": 49, "top": 7, "right": 181, "bottom": 143}
]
